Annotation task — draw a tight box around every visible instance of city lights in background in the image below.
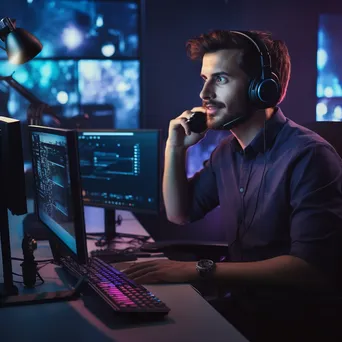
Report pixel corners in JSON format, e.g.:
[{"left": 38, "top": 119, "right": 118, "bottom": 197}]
[
  {"left": 101, "top": 43, "right": 116, "bottom": 57},
  {"left": 316, "top": 15, "right": 342, "bottom": 121},
  {"left": 96, "top": 15, "right": 104, "bottom": 28},
  {"left": 62, "top": 26, "right": 83, "bottom": 50},
  {"left": 57, "top": 91, "right": 69, "bottom": 104}
]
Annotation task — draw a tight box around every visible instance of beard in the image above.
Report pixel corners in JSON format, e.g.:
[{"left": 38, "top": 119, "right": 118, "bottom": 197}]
[
  {"left": 202, "top": 97, "right": 252, "bottom": 130},
  {"left": 207, "top": 108, "right": 248, "bottom": 130}
]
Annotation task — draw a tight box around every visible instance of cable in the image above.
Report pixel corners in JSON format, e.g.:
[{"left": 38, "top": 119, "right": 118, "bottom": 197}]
[
  {"left": 12, "top": 272, "right": 23, "bottom": 277},
  {"left": 12, "top": 270, "right": 45, "bottom": 286},
  {"left": 37, "top": 262, "right": 54, "bottom": 271},
  {"left": 36, "top": 271, "right": 45, "bottom": 285},
  {"left": 12, "top": 257, "right": 54, "bottom": 263},
  {"left": 89, "top": 213, "right": 151, "bottom": 250}
]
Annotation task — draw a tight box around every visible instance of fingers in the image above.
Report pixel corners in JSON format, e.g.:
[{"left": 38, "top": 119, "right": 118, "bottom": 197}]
[
  {"left": 133, "top": 273, "right": 161, "bottom": 284},
  {"left": 168, "top": 107, "right": 207, "bottom": 140},
  {"left": 171, "top": 110, "right": 192, "bottom": 136},
  {"left": 123, "top": 260, "right": 161, "bottom": 275},
  {"left": 179, "top": 116, "right": 191, "bottom": 136},
  {"left": 124, "top": 265, "right": 158, "bottom": 281},
  {"left": 176, "top": 110, "right": 193, "bottom": 120},
  {"left": 190, "top": 106, "right": 206, "bottom": 113}
]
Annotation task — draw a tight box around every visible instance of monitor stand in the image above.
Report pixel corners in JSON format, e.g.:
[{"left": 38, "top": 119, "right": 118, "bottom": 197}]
[
  {"left": 94, "top": 208, "right": 149, "bottom": 248},
  {"left": 0, "top": 198, "right": 19, "bottom": 299},
  {"left": 95, "top": 208, "right": 120, "bottom": 248}
]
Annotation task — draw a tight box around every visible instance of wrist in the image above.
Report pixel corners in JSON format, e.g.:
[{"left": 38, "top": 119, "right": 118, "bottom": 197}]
[
  {"left": 165, "top": 141, "right": 188, "bottom": 152},
  {"left": 187, "top": 262, "right": 201, "bottom": 282}
]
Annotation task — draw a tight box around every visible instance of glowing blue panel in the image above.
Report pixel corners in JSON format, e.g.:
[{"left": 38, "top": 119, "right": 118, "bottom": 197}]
[
  {"left": 317, "top": 14, "right": 342, "bottom": 121},
  {"left": 0, "top": 59, "right": 78, "bottom": 121},
  {"left": 78, "top": 60, "right": 140, "bottom": 128},
  {"left": 0, "top": 0, "right": 139, "bottom": 58}
]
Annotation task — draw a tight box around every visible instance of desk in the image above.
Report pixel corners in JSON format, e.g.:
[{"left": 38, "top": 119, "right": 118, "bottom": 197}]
[{"left": 0, "top": 205, "right": 248, "bottom": 342}]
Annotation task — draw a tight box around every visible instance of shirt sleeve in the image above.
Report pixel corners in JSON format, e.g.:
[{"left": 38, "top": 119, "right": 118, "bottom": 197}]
[
  {"left": 290, "top": 142, "right": 342, "bottom": 284},
  {"left": 187, "top": 150, "right": 219, "bottom": 222}
]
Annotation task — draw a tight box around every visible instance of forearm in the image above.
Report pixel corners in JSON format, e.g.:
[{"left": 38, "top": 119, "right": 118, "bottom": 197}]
[
  {"left": 162, "top": 144, "right": 190, "bottom": 224},
  {"left": 213, "top": 255, "right": 333, "bottom": 291}
]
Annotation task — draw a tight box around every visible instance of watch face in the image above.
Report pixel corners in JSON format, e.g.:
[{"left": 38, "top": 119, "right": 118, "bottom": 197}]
[
  {"left": 198, "top": 259, "right": 214, "bottom": 268},
  {"left": 196, "top": 259, "right": 216, "bottom": 278}
]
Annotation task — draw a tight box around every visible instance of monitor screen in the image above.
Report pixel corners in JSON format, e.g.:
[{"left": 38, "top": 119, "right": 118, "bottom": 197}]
[
  {"left": 29, "top": 126, "right": 87, "bottom": 263},
  {"left": 316, "top": 14, "right": 342, "bottom": 121},
  {"left": 78, "top": 130, "right": 160, "bottom": 213}
]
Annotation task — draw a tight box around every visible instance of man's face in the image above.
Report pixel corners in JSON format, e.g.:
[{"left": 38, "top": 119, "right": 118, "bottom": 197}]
[{"left": 200, "top": 49, "right": 250, "bottom": 130}]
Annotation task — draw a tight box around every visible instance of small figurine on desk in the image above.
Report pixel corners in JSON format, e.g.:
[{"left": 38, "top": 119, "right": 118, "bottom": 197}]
[{"left": 21, "top": 233, "right": 38, "bottom": 288}]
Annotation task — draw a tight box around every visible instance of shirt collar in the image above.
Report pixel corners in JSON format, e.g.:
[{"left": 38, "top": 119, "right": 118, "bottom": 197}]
[{"left": 230, "top": 107, "right": 287, "bottom": 155}]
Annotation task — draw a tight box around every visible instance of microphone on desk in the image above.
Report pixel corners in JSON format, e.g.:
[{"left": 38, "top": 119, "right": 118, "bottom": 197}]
[{"left": 21, "top": 233, "right": 38, "bottom": 288}]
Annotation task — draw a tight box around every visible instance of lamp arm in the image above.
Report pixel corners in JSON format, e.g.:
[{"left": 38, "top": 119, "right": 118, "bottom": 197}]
[
  {"left": 0, "top": 75, "right": 41, "bottom": 104},
  {"left": 0, "top": 74, "right": 62, "bottom": 125}
]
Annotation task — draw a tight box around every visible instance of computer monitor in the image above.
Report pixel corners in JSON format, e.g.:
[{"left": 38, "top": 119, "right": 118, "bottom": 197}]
[
  {"left": 77, "top": 129, "right": 161, "bottom": 244},
  {"left": 28, "top": 125, "right": 87, "bottom": 265},
  {"left": 0, "top": 117, "right": 27, "bottom": 297}
]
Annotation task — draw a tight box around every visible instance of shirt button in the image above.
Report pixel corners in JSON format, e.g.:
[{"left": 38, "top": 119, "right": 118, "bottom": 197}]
[{"left": 239, "top": 187, "right": 244, "bottom": 193}]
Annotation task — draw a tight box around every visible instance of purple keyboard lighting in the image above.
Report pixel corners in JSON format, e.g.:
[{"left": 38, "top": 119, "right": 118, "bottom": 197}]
[{"left": 61, "top": 256, "right": 170, "bottom": 317}]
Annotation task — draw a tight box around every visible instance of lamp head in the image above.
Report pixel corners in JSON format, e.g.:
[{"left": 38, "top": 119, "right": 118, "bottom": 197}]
[{"left": 0, "top": 17, "right": 42, "bottom": 65}]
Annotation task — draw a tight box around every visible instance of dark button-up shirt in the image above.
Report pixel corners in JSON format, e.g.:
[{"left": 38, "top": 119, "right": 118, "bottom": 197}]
[{"left": 188, "top": 108, "right": 342, "bottom": 284}]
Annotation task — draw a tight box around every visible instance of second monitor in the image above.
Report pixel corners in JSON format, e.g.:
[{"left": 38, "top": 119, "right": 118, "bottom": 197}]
[{"left": 77, "top": 129, "right": 161, "bottom": 244}]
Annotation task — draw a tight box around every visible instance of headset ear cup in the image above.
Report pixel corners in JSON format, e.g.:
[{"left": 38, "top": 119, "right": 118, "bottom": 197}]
[
  {"left": 248, "top": 78, "right": 259, "bottom": 105},
  {"left": 248, "top": 76, "right": 281, "bottom": 108}
]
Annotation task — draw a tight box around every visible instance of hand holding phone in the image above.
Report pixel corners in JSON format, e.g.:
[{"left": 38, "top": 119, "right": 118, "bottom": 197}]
[{"left": 166, "top": 109, "right": 207, "bottom": 149}]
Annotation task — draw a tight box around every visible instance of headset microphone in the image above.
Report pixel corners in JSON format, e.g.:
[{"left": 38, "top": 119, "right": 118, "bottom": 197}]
[{"left": 221, "top": 113, "right": 249, "bottom": 130}]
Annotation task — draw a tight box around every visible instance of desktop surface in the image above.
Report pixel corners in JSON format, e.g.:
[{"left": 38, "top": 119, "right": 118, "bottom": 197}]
[{"left": 1, "top": 239, "right": 248, "bottom": 342}]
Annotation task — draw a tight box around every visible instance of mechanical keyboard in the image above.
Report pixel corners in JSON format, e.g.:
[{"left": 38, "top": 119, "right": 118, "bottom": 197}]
[{"left": 60, "top": 256, "right": 170, "bottom": 317}]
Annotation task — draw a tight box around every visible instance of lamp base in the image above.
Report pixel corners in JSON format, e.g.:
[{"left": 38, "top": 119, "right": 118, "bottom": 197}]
[
  {"left": 0, "top": 276, "right": 86, "bottom": 307},
  {"left": 0, "top": 282, "right": 18, "bottom": 299}
]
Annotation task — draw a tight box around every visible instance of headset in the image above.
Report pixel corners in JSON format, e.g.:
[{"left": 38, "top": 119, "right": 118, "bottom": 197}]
[{"left": 230, "top": 30, "right": 281, "bottom": 109}]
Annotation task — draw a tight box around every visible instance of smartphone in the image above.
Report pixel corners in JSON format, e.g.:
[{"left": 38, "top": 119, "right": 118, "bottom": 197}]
[{"left": 186, "top": 112, "right": 207, "bottom": 133}]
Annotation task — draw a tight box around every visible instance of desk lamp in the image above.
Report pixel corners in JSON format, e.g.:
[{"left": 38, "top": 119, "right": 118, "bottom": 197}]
[{"left": 0, "top": 17, "right": 42, "bottom": 65}]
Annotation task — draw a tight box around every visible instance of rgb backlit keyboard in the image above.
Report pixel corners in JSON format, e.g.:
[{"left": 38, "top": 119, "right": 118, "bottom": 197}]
[{"left": 61, "top": 256, "right": 170, "bottom": 317}]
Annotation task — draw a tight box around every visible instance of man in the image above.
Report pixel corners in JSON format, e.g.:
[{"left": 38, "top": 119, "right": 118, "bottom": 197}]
[{"left": 124, "top": 30, "right": 342, "bottom": 340}]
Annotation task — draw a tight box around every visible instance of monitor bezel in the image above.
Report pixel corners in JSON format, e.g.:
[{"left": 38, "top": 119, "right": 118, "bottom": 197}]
[
  {"left": 0, "top": 117, "right": 27, "bottom": 216},
  {"left": 28, "top": 125, "right": 88, "bottom": 265},
  {"left": 77, "top": 128, "right": 162, "bottom": 214}
]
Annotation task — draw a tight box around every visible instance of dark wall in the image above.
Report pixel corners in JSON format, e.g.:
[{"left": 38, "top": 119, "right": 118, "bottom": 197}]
[{"left": 139, "top": 0, "right": 338, "bottom": 242}]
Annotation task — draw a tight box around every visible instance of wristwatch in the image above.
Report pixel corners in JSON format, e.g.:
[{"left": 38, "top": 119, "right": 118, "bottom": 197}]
[{"left": 196, "top": 259, "right": 216, "bottom": 278}]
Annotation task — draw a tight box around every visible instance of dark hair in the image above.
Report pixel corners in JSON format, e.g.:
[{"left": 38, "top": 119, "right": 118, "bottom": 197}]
[{"left": 186, "top": 30, "right": 291, "bottom": 104}]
